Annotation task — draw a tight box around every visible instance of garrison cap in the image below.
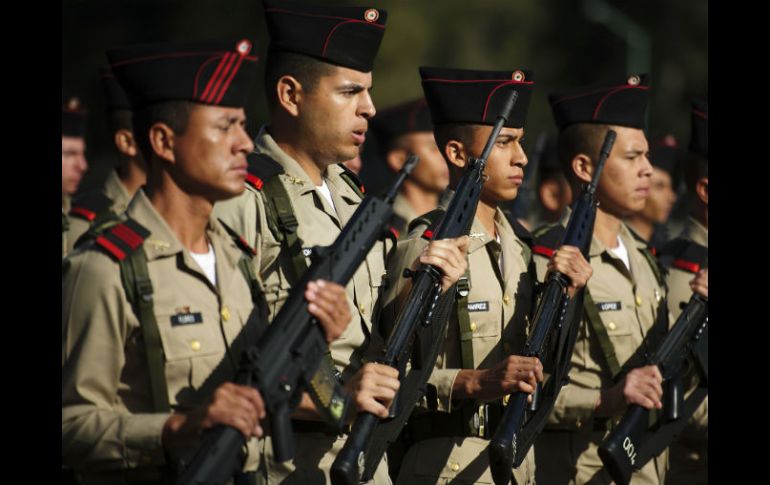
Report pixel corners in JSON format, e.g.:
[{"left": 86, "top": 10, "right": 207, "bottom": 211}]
[
  {"left": 689, "top": 98, "right": 708, "bottom": 159},
  {"left": 263, "top": 0, "right": 387, "bottom": 72},
  {"left": 370, "top": 98, "right": 432, "bottom": 154},
  {"left": 99, "top": 67, "right": 131, "bottom": 111},
  {"left": 106, "top": 38, "right": 259, "bottom": 108},
  {"left": 419, "top": 66, "right": 534, "bottom": 128},
  {"left": 649, "top": 134, "right": 678, "bottom": 177},
  {"left": 548, "top": 74, "right": 649, "bottom": 130},
  {"left": 62, "top": 96, "right": 87, "bottom": 137}
]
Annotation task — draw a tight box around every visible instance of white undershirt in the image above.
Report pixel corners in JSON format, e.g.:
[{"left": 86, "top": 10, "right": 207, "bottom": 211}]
[
  {"left": 608, "top": 235, "right": 631, "bottom": 272},
  {"left": 316, "top": 180, "right": 336, "bottom": 212},
  {"left": 190, "top": 243, "right": 217, "bottom": 286}
]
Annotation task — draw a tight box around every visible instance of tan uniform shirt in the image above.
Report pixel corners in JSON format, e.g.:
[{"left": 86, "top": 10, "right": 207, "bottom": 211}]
[
  {"left": 664, "top": 216, "right": 707, "bottom": 485},
  {"left": 534, "top": 223, "right": 668, "bottom": 485},
  {"left": 380, "top": 209, "right": 536, "bottom": 485},
  {"left": 65, "top": 170, "right": 134, "bottom": 256},
  {"left": 62, "top": 191, "right": 261, "bottom": 483},
  {"left": 213, "top": 127, "right": 392, "bottom": 484},
  {"left": 391, "top": 193, "right": 419, "bottom": 241}
]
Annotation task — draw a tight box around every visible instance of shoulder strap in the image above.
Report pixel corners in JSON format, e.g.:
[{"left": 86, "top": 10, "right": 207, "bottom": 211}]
[
  {"left": 70, "top": 191, "right": 115, "bottom": 226},
  {"left": 218, "top": 219, "right": 269, "bottom": 320},
  {"left": 583, "top": 289, "right": 622, "bottom": 378}
]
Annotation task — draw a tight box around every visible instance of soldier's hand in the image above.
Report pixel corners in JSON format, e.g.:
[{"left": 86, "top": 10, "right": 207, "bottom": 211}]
[
  {"left": 597, "top": 365, "right": 663, "bottom": 417},
  {"left": 417, "top": 236, "right": 470, "bottom": 292},
  {"left": 547, "top": 245, "right": 593, "bottom": 297},
  {"left": 458, "top": 356, "right": 543, "bottom": 401},
  {"left": 161, "top": 382, "right": 266, "bottom": 448},
  {"left": 306, "top": 279, "right": 351, "bottom": 343},
  {"left": 690, "top": 268, "right": 708, "bottom": 299},
  {"left": 344, "top": 363, "right": 400, "bottom": 420}
]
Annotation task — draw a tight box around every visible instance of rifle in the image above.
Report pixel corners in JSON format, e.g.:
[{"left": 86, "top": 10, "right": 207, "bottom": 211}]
[
  {"left": 176, "top": 155, "right": 420, "bottom": 485},
  {"left": 330, "top": 89, "right": 520, "bottom": 485},
  {"left": 488, "top": 129, "right": 617, "bottom": 485},
  {"left": 598, "top": 293, "right": 708, "bottom": 485}
]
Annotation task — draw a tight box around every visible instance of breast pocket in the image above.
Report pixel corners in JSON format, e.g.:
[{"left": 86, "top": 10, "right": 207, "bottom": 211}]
[{"left": 157, "top": 311, "right": 227, "bottom": 407}]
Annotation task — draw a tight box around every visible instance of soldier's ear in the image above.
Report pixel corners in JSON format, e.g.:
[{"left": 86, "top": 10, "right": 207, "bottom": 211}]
[
  {"left": 148, "top": 123, "right": 176, "bottom": 164},
  {"left": 571, "top": 154, "right": 593, "bottom": 184},
  {"left": 444, "top": 140, "right": 467, "bottom": 169},
  {"left": 696, "top": 176, "right": 708, "bottom": 205},
  {"left": 276, "top": 75, "right": 302, "bottom": 117},
  {"left": 539, "top": 178, "right": 563, "bottom": 212},
  {"left": 386, "top": 148, "right": 407, "bottom": 173},
  {"left": 114, "top": 129, "right": 138, "bottom": 158}
]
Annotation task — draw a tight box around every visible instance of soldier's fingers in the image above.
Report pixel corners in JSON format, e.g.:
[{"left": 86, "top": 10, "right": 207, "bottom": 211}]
[
  {"left": 233, "top": 385, "right": 267, "bottom": 419},
  {"left": 514, "top": 380, "right": 536, "bottom": 394},
  {"left": 356, "top": 395, "right": 389, "bottom": 418}
]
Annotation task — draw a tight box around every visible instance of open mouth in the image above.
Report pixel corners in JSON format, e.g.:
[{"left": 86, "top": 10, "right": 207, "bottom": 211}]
[{"left": 352, "top": 129, "right": 366, "bottom": 144}]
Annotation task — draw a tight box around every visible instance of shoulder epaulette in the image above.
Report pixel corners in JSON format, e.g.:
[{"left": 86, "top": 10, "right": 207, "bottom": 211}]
[
  {"left": 659, "top": 238, "right": 707, "bottom": 274},
  {"left": 531, "top": 223, "right": 564, "bottom": 258},
  {"left": 94, "top": 218, "right": 150, "bottom": 261},
  {"left": 245, "top": 152, "right": 284, "bottom": 191},
  {"left": 337, "top": 162, "right": 366, "bottom": 199},
  {"left": 70, "top": 191, "right": 113, "bottom": 222},
  {"left": 407, "top": 208, "right": 445, "bottom": 240},
  {"left": 218, "top": 219, "right": 257, "bottom": 257},
  {"left": 506, "top": 213, "right": 534, "bottom": 248}
]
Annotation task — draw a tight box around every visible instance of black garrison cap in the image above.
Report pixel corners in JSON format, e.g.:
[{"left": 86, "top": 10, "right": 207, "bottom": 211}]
[
  {"left": 419, "top": 66, "right": 534, "bottom": 128},
  {"left": 649, "top": 134, "right": 678, "bottom": 176},
  {"left": 62, "top": 96, "right": 87, "bottom": 137},
  {"left": 99, "top": 67, "right": 131, "bottom": 111},
  {"left": 370, "top": 98, "right": 433, "bottom": 153},
  {"left": 548, "top": 74, "right": 650, "bottom": 131},
  {"left": 263, "top": 0, "right": 387, "bottom": 72}
]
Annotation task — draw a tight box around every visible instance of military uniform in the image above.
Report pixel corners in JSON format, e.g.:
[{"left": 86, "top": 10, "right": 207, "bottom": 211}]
[
  {"left": 66, "top": 170, "right": 133, "bottom": 255},
  {"left": 381, "top": 210, "right": 537, "bottom": 485},
  {"left": 62, "top": 191, "right": 262, "bottom": 483},
  {"left": 391, "top": 192, "right": 419, "bottom": 240},
  {"left": 214, "top": 127, "right": 393, "bottom": 484}
]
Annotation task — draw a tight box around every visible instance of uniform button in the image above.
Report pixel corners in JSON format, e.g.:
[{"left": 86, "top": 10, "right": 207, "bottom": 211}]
[
  {"left": 576, "top": 419, "right": 582, "bottom": 429},
  {"left": 221, "top": 306, "right": 230, "bottom": 321},
  {"left": 608, "top": 322, "right": 616, "bottom": 331},
  {"left": 470, "top": 322, "right": 477, "bottom": 332},
  {"left": 503, "top": 295, "right": 511, "bottom": 305},
  {"left": 450, "top": 463, "right": 460, "bottom": 472},
  {"left": 190, "top": 340, "right": 201, "bottom": 352},
  {"left": 635, "top": 296, "right": 643, "bottom": 307},
  {"left": 359, "top": 304, "right": 367, "bottom": 315},
  {"left": 503, "top": 394, "right": 510, "bottom": 405}
]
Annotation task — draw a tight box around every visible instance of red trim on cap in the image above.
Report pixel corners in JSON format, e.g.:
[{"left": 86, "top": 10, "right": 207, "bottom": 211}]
[
  {"left": 422, "top": 229, "right": 434, "bottom": 240},
  {"left": 592, "top": 85, "right": 648, "bottom": 121},
  {"left": 265, "top": 7, "right": 386, "bottom": 25},
  {"left": 551, "top": 85, "right": 648, "bottom": 106},
  {"left": 111, "top": 50, "right": 227, "bottom": 68},
  {"left": 673, "top": 258, "right": 700, "bottom": 273},
  {"left": 321, "top": 19, "right": 384, "bottom": 58},
  {"left": 693, "top": 109, "right": 708, "bottom": 120},
  {"left": 214, "top": 53, "right": 247, "bottom": 104},
  {"left": 389, "top": 226, "right": 400, "bottom": 239},
  {"left": 532, "top": 245, "right": 556, "bottom": 258},
  {"left": 204, "top": 53, "right": 237, "bottom": 104},
  {"left": 96, "top": 235, "right": 126, "bottom": 261},
  {"left": 195, "top": 55, "right": 225, "bottom": 100},
  {"left": 422, "top": 78, "right": 534, "bottom": 85},
  {"left": 245, "top": 173, "right": 264, "bottom": 190},
  {"left": 70, "top": 207, "right": 96, "bottom": 222},
  {"left": 112, "top": 223, "right": 144, "bottom": 249},
  {"left": 482, "top": 81, "right": 525, "bottom": 121}
]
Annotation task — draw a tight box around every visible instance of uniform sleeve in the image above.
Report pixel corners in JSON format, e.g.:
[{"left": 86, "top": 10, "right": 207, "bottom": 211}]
[{"left": 62, "top": 250, "right": 170, "bottom": 470}]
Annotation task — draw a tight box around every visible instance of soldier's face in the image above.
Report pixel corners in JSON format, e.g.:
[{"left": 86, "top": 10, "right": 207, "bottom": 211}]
[
  {"left": 172, "top": 105, "right": 254, "bottom": 201},
  {"left": 639, "top": 167, "right": 676, "bottom": 223},
  {"left": 595, "top": 126, "right": 652, "bottom": 217},
  {"left": 468, "top": 126, "right": 528, "bottom": 203},
  {"left": 297, "top": 66, "right": 375, "bottom": 167},
  {"left": 62, "top": 136, "right": 88, "bottom": 196},
  {"left": 400, "top": 131, "right": 448, "bottom": 193}
]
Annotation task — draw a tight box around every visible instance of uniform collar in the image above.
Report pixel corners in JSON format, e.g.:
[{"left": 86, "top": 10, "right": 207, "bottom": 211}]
[
  {"left": 683, "top": 216, "right": 708, "bottom": 248},
  {"left": 103, "top": 170, "right": 132, "bottom": 213},
  {"left": 588, "top": 221, "right": 647, "bottom": 258},
  {"left": 392, "top": 192, "right": 419, "bottom": 224}
]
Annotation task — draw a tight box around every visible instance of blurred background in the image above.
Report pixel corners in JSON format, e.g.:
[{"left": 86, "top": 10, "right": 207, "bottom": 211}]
[{"left": 63, "top": 0, "right": 706, "bottom": 221}]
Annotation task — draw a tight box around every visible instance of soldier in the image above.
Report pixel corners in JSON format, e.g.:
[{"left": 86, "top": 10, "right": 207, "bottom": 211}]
[
  {"left": 213, "top": 2, "right": 469, "bottom": 483},
  {"left": 65, "top": 69, "right": 148, "bottom": 254},
  {"left": 378, "top": 66, "right": 592, "bottom": 485},
  {"left": 529, "top": 134, "right": 572, "bottom": 233},
  {"left": 369, "top": 98, "right": 449, "bottom": 239},
  {"left": 626, "top": 134, "right": 679, "bottom": 250},
  {"left": 532, "top": 74, "right": 677, "bottom": 485},
  {"left": 62, "top": 38, "right": 352, "bottom": 484},
  {"left": 659, "top": 98, "right": 708, "bottom": 485},
  {"left": 62, "top": 96, "right": 89, "bottom": 257}
]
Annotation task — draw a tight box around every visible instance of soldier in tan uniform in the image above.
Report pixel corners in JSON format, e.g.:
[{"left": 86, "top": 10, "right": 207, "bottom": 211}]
[
  {"left": 660, "top": 98, "right": 708, "bottom": 485},
  {"left": 369, "top": 98, "right": 449, "bottom": 239},
  {"left": 213, "top": 2, "right": 469, "bottom": 483},
  {"left": 626, "top": 135, "right": 679, "bottom": 250},
  {"left": 62, "top": 38, "right": 353, "bottom": 484},
  {"left": 66, "top": 69, "right": 147, "bottom": 254},
  {"left": 377, "top": 66, "right": 592, "bottom": 485},
  {"left": 531, "top": 75, "right": 701, "bottom": 485},
  {"left": 62, "top": 97, "right": 89, "bottom": 257}
]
